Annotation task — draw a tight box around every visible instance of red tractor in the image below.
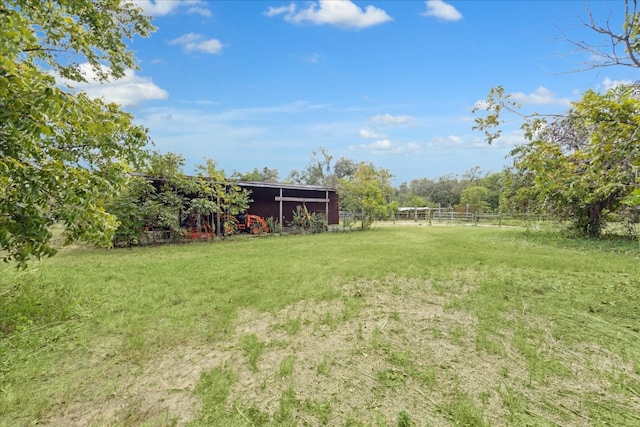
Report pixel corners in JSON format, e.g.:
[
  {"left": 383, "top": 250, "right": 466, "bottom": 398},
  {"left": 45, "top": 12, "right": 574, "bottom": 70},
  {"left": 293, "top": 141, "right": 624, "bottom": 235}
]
[{"left": 223, "top": 213, "right": 269, "bottom": 235}]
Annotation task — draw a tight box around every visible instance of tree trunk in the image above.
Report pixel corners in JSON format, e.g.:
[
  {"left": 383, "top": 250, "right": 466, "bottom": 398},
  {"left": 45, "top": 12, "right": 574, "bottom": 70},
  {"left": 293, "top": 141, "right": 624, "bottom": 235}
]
[{"left": 586, "top": 203, "right": 603, "bottom": 238}]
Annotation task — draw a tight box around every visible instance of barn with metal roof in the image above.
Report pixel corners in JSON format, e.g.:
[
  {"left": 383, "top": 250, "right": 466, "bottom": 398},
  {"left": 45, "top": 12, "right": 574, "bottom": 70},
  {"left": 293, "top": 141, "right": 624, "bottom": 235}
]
[{"left": 236, "top": 180, "right": 339, "bottom": 227}]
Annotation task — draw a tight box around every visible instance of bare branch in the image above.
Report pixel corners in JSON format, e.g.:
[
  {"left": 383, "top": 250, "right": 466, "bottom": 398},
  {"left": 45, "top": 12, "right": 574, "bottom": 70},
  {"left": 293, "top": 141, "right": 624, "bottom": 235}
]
[{"left": 568, "top": 0, "right": 640, "bottom": 70}]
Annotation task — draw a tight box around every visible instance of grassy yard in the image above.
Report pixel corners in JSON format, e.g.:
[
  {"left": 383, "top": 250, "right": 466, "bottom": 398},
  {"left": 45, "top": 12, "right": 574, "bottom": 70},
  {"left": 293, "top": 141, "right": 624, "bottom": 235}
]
[{"left": 1, "top": 226, "right": 639, "bottom": 426}]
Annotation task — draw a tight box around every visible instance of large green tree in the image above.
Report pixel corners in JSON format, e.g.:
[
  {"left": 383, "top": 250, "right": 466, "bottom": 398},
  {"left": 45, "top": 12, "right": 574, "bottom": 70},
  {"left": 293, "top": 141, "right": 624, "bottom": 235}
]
[
  {"left": 476, "top": 84, "right": 640, "bottom": 237},
  {"left": 1, "top": 0, "right": 154, "bottom": 265},
  {"left": 473, "top": 1, "right": 640, "bottom": 237},
  {"left": 193, "top": 158, "right": 251, "bottom": 233},
  {"left": 338, "top": 162, "right": 395, "bottom": 230}
]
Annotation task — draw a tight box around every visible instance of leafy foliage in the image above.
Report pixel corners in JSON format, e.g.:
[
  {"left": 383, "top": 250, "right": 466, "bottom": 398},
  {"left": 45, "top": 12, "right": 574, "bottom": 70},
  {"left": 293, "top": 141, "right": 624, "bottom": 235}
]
[
  {"left": 504, "top": 85, "right": 640, "bottom": 237},
  {"left": 287, "top": 147, "right": 359, "bottom": 188},
  {"left": 460, "top": 185, "right": 490, "bottom": 213},
  {"left": 231, "top": 166, "right": 279, "bottom": 183},
  {"left": 473, "top": 2, "right": 640, "bottom": 237},
  {"left": 0, "top": 0, "right": 154, "bottom": 266},
  {"left": 290, "top": 205, "right": 327, "bottom": 233},
  {"left": 394, "top": 169, "right": 502, "bottom": 212},
  {"left": 107, "top": 154, "right": 252, "bottom": 244},
  {"left": 192, "top": 158, "right": 252, "bottom": 232},
  {"left": 338, "top": 163, "right": 395, "bottom": 229},
  {"left": 265, "top": 216, "right": 282, "bottom": 234}
]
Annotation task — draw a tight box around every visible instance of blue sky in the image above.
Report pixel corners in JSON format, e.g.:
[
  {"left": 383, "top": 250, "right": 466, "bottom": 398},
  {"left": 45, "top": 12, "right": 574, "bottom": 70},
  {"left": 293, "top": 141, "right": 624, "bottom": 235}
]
[{"left": 75, "top": 0, "right": 637, "bottom": 184}]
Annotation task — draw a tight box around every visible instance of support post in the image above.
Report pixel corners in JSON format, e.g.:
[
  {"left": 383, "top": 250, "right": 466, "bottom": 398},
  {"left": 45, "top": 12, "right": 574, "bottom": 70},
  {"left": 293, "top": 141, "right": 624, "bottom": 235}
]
[
  {"left": 325, "top": 190, "right": 329, "bottom": 224},
  {"left": 216, "top": 195, "right": 221, "bottom": 237},
  {"left": 279, "top": 188, "right": 283, "bottom": 232}
]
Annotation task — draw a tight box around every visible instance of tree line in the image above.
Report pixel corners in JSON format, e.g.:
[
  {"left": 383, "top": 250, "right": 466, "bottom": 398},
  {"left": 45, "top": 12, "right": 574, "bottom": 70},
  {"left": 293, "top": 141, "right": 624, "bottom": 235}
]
[{"left": 1, "top": 0, "right": 639, "bottom": 267}]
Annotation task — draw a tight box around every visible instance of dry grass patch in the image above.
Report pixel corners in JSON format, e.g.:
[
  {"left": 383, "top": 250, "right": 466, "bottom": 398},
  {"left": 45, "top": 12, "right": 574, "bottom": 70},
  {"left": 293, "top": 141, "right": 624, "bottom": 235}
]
[{"left": 45, "top": 274, "right": 640, "bottom": 426}]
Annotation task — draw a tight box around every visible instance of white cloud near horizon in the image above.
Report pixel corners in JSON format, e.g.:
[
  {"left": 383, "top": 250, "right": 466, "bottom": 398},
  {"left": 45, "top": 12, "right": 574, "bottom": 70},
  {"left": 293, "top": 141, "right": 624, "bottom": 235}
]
[
  {"left": 350, "top": 132, "right": 518, "bottom": 155},
  {"left": 146, "top": 100, "right": 327, "bottom": 124},
  {"left": 370, "top": 114, "right": 415, "bottom": 125},
  {"left": 56, "top": 63, "right": 168, "bottom": 107},
  {"left": 133, "top": 0, "right": 211, "bottom": 17},
  {"left": 351, "top": 139, "right": 419, "bottom": 155},
  {"left": 265, "top": 0, "right": 392, "bottom": 29},
  {"left": 602, "top": 77, "right": 633, "bottom": 91},
  {"left": 422, "top": 0, "right": 463, "bottom": 21},
  {"left": 509, "top": 87, "right": 571, "bottom": 106},
  {"left": 170, "top": 33, "right": 223, "bottom": 54}
]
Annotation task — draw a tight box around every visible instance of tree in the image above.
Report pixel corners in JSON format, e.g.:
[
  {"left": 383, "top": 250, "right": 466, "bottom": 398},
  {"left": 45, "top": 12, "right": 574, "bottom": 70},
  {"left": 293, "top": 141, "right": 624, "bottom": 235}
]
[
  {"left": 194, "top": 158, "right": 251, "bottom": 234},
  {"left": 429, "top": 174, "right": 463, "bottom": 208},
  {"left": 476, "top": 84, "right": 640, "bottom": 237},
  {"left": 287, "top": 147, "right": 334, "bottom": 186},
  {"left": 106, "top": 152, "right": 188, "bottom": 246},
  {"left": 333, "top": 157, "right": 359, "bottom": 181},
  {"left": 479, "top": 172, "right": 504, "bottom": 212},
  {"left": 338, "top": 163, "right": 395, "bottom": 230},
  {"left": 460, "top": 186, "right": 490, "bottom": 214},
  {"left": 409, "top": 178, "right": 436, "bottom": 203},
  {"left": 473, "top": 0, "right": 640, "bottom": 236},
  {"left": 571, "top": 0, "right": 640, "bottom": 70},
  {"left": 232, "top": 167, "right": 279, "bottom": 183},
  {"left": 1, "top": 0, "right": 154, "bottom": 266},
  {"left": 108, "top": 154, "right": 252, "bottom": 244}
]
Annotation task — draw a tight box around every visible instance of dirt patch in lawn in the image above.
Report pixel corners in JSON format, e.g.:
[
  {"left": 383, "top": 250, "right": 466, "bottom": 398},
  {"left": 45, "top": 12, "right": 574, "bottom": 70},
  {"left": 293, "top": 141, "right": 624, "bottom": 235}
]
[{"left": 48, "top": 275, "right": 640, "bottom": 426}]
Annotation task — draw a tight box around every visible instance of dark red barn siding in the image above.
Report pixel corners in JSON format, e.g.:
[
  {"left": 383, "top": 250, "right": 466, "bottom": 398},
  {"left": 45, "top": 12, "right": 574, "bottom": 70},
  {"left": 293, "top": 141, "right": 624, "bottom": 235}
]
[{"left": 237, "top": 181, "right": 339, "bottom": 225}]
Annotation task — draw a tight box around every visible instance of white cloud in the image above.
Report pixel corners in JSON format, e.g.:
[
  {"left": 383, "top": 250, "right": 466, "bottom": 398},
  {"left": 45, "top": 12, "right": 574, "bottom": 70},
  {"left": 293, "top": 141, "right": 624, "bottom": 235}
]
[
  {"left": 134, "top": 0, "right": 211, "bottom": 17},
  {"left": 370, "top": 114, "right": 415, "bottom": 125},
  {"left": 602, "top": 77, "right": 633, "bottom": 91},
  {"left": 57, "top": 63, "right": 168, "bottom": 107},
  {"left": 350, "top": 132, "right": 518, "bottom": 155},
  {"left": 265, "top": 4, "right": 296, "bottom": 17},
  {"left": 304, "top": 53, "right": 326, "bottom": 63},
  {"left": 359, "top": 129, "right": 387, "bottom": 139},
  {"left": 170, "top": 33, "right": 223, "bottom": 54},
  {"left": 509, "top": 86, "right": 571, "bottom": 106},
  {"left": 350, "top": 138, "right": 425, "bottom": 155},
  {"left": 187, "top": 7, "right": 212, "bottom": 17},
  {"left": 422, "top": 0, "right": 463, "bottom": 22},
  {"left": 431, "top": 135, "right": 464, "bottom": 145},
  {"left": 265, "top": 0, "right": 392, "bottom": 29}
]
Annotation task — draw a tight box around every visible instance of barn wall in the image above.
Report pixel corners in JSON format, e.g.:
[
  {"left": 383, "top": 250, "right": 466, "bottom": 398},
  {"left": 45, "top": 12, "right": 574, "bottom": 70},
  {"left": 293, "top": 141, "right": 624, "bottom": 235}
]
[
  {"left": 244, "top": 185, "right": 339, "bottom": 225},
  {"left": 138, "top": 175, "right": 339, "bottom": 227}
]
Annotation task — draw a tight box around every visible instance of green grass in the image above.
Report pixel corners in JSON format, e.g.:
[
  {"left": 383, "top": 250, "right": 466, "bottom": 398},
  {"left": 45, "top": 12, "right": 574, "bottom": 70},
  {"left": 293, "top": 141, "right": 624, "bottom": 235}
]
[{"left": 1, "top": 225, "right": 640, "bottom": 426}]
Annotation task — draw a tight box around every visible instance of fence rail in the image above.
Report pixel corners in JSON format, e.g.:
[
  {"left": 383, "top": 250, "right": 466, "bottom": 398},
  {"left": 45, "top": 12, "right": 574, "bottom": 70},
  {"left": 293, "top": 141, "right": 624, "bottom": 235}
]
[
  {"left": 391, "top": 208, "right": 553, "bottom": 225},
  {"left": 340, "top": 209, "right": 555, "bottom": 227}
]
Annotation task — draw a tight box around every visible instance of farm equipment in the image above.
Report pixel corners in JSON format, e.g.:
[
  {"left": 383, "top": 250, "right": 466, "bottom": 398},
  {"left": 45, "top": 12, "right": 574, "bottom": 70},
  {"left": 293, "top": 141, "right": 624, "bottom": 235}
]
[
  {"left": 187, "top": 222, "right": 214, "bottom": 240},
  {"left": 223, "top": 213, "right": 269, "bottom": 235}
]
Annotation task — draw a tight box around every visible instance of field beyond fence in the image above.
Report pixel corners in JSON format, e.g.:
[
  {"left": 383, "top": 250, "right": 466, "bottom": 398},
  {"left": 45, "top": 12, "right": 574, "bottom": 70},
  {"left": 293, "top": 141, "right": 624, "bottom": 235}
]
[{"left": 1, "top": 225, "right": 639, "bottom": 426}]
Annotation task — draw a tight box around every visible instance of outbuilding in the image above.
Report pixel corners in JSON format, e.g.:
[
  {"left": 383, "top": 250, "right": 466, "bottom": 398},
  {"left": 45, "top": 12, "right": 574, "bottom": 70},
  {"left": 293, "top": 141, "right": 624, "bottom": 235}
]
[
  {"left": 236, "top": 180, "right": 339, "bottom": 227},
  {"left": 133, "top": 173, "right": 339, "bottom": 230}
]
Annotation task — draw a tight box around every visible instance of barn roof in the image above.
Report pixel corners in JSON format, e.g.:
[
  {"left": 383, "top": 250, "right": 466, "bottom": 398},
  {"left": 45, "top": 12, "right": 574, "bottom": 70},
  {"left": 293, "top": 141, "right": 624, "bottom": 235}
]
[{"left": 130, "top": 172, "right": 336, "bottom": 192}]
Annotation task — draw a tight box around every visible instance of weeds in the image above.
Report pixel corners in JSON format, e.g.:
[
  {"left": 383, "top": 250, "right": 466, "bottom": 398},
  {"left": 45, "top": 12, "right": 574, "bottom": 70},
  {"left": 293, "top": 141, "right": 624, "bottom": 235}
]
[
  {"left": 277, "top": 354, "right": 295, "bottom": 378},
  {"left": 238, "top": 334, "right": 265, "bottom": 372}
]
